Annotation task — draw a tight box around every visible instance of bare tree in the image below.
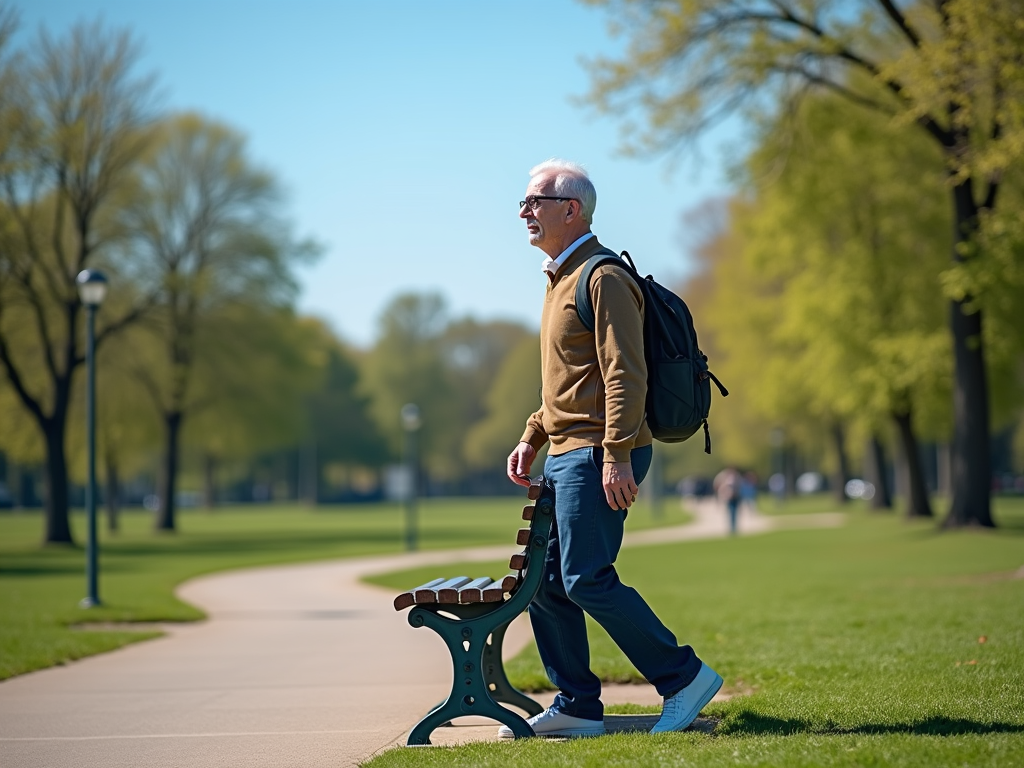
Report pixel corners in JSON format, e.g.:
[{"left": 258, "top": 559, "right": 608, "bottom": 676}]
[
  {"left": 118, "top": 113, "right": 313, "bottom": 531},
  {"left": 0, "top": 15, "right": 158, "bottom": 543}
]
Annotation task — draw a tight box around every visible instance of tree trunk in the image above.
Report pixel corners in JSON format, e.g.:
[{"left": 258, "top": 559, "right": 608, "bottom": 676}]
[
  {"left": 936, "top": 443, "right": 952, "bottom": 497},
  {"left": 944, "top": 181, "right": 994, "bottom": 527},
  {"left": 302, "top": 438, "right": 318, "bottom": 505},
  {"left": 155, "top": 411, "right": 183, "bottom": 531},
  {"left": 830, "top": 422, "right": 850, "bottom": 505},
  {"left": 42, "top": 419, "right": 74, "bottom": 544},
  {"left": 105, "top": 452, "right": 120, "bottom": 533},
  {"left": 203, "top": 453, "right": 217, "bottom": 510},
  {"left": 865, "top": 436, "right": 892, "bottom": 510},
  {"left": 892, "top": 410, "right": 934, "bottom": 518}
]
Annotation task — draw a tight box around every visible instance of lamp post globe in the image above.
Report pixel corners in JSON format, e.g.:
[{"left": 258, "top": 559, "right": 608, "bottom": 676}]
[
  {"left": 76, "top": 269, "right": 108, "bottom": 307},
  {"left": 76, "top": 269, "right": 107, "bottom": 608}
]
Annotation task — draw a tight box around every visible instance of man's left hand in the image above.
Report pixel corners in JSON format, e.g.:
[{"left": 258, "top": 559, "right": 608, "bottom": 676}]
[{"left": 603, "top": 461, "right": 638, "bottom": 510}]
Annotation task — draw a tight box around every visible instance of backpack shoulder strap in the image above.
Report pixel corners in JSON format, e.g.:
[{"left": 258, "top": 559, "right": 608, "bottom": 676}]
[{"left": 574, "top": 248, "right": 628, "bottom": 332}]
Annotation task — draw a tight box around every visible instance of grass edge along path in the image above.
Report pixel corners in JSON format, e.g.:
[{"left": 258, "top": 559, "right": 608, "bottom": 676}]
[
  {"left": 361, "top": 499, "right": 1024, "bottom": 768},
  {"left": 0, "top": 495, "right": 691, "bottom": 681}
]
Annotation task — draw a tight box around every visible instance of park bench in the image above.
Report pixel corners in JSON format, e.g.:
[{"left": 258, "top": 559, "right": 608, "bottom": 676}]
[{"left": 392, "top": 475, "right": 555, "bottom": 745}]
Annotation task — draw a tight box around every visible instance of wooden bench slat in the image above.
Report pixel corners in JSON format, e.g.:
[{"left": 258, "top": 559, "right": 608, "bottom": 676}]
[
  {"left": 394, "top": 577, "right": 446, "bottom": 611},
  {"left": 456, "top": 577, "right": 495, "bottom": 604},
  {"left": 395, "top": 479, "right": 551, "bottom": 612},
  {"left": 509, "top": 549, "right": 527, "bottom": 571},
  {"left": 436, "top": 576, "right": 473, "bottom": 604},
  {"left": 481, "top": 575, "right": 518, "bottom": 602},
  {"left": 414, "top": 577, "right": 450, "bottom": 605}
]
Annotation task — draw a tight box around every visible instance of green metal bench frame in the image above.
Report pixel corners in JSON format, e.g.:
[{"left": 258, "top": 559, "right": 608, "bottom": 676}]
[{"left": 403, "top": 477, "right": 555, "bottom": 745}]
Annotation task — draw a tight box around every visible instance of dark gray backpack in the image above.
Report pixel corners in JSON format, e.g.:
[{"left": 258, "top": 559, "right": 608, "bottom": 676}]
[{"left": 575, "top": 249, "right": 728, "bottom": 452}]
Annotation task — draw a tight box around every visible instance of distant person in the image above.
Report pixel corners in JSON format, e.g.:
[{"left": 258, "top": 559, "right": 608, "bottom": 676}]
[
  {"left": 740, "top": 470, "right": 758, "bottom": 513},
  {"left": 713, "top": 466, "right": 742, "bottom": 535},
  {"left": 506, "top": 159, "right": 722, "bottom": 738}
]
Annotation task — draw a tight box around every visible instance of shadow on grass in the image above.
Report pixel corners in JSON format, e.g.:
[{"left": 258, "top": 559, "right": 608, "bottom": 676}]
[
  {"left": 720, "top": 710, "right": 1024, "bottom": 737},
  {"left": 99, "top": 531, "right": 403, "bottom": 557},
  {"left": 0, "top": 562, "right": 86, "bottom": 576}
]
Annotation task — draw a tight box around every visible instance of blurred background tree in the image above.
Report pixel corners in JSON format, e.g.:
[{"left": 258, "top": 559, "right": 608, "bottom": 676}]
[
  {"left": 1, "top": 3, "right": 1021, "bottom": 535},
  {"left": 0, "top": 16, "right": 159, "bottom": 543},
  {"left": 713, "top": 94, "right": 952, "bottom": 518},
  {"left": 113, "top": 113, "right": 319, "bottom": 531},
  {"left": 463, "top": 334, "right": 543, "bottom": 472},
  {"left": 359, "top": 293, "right": 532, "bottom": 490},
  {"left": 584, "top": 0, "right": 1024, "bottom": 526}
]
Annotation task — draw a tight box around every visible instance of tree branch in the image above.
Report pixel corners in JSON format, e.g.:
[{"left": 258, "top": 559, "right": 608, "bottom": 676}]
[
  {"left": 775, "top": 62, "right": 895, "bottom": 115},
  {"left": 0, "top": 328, "right": 47, "bottom": 424},
  {"left": 687, "top": 6, "right": 958, "bottom": 150},
  {"left": 131, "top": 362, "right": 166, "bottom": 414},
  {"left": 875, "top": 0, "right": 923, "bottom": 48},
  {"left": 90, "top": 291, "right": 160, "bottom": 355}
]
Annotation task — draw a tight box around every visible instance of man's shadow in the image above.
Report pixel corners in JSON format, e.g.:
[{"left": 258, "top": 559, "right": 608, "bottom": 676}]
[{"left": 602, "top": 709, "right": 1024, "bottom": 736}]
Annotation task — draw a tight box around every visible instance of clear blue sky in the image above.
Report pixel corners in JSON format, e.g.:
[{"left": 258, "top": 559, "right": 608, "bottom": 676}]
[{"left": 21, "top": 1, "right": 739, "bottom": 347}]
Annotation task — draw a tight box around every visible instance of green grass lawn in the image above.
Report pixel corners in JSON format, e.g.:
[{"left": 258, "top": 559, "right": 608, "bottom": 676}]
[
  {"left": 0, "top": 495, "right": 689, "bottom": 681},
  {"left": 362, "top": 498, "right": 1024, "bottom": 767},
  {"left": 752, "top": 491, "right": 862, "bottom": 515}
]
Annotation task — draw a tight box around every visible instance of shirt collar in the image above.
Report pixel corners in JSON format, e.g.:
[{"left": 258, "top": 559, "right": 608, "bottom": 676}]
[{"left": 541, "top": 232, "right": 595, "bottom": 279}]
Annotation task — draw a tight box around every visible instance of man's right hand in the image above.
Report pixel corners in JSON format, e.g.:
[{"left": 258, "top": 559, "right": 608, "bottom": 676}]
[{"left": 507, "top": 442, "right": 536, "bottom": 487}]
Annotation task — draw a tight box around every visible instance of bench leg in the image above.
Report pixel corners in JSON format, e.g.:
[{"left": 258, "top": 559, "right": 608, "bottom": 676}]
[
  {"left": 405, "top": 616, "right": 535, "bottom": 745},
  {"left": 484, "top": 622, "right": 544, "bottom": 717},
  {"left": 407, "top": 696, "right": 460, "bottom": 745}
]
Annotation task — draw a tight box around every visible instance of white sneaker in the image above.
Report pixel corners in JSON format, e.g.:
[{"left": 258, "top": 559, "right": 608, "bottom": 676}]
[
  {"left": 650, "top": 662, "right": 723, "bottom": 734},
  {"left": 497, "top": 707, "right": 605, "bottom": 739}
]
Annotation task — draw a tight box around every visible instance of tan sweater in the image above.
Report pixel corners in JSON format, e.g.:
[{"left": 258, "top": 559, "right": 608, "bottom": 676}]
[{"left": 520, "top": 237, "right": 653, "bottom": 463}]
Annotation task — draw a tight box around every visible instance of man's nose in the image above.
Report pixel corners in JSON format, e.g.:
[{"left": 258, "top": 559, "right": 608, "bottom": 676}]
[{"left": 519, "top": 204, "right": 531, "bottom": 220}]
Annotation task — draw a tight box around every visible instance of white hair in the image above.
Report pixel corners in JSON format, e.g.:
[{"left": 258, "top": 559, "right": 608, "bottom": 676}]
[{"left": 528, "top": 158, "right": 597, "bottom": 224}]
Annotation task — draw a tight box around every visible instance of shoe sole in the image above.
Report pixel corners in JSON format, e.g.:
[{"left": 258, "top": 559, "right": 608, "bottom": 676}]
[{"left": 652, "top": 670, "right": 724, "bottom": 734}]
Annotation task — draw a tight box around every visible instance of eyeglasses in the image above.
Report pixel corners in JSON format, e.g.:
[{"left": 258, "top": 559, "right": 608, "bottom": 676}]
[{"left": 519, "top": 195, "right": 577, "bottom": 212}]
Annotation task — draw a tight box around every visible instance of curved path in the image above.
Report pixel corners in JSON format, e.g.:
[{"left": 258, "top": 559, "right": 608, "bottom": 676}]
[{"left": 0, "top": 502, "right": 842, "bottom": 768}]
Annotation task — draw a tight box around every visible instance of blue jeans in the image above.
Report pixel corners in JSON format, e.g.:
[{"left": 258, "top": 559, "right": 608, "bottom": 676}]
[{"left": 529, "top": 445, "right": 702, "bottom": 720}]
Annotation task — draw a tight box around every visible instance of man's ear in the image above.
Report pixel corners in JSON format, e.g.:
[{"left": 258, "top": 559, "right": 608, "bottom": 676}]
[{"left": 566, "top": 201, "right": 577, "bottom": 221}]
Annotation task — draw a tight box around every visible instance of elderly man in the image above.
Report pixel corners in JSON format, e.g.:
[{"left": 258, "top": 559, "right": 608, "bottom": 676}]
[{"left": 503, "top": 159, "right": 721, "bottom": 738}]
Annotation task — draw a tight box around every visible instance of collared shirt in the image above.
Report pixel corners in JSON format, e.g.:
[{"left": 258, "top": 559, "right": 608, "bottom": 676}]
[{"left": 541, "top": 232, "right": 595, "bottom": 279}]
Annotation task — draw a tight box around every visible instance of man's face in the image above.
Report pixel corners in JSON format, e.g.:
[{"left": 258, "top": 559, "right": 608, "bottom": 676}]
[{"left": 520, "top": 173, "right": 569, "bottom": 251}]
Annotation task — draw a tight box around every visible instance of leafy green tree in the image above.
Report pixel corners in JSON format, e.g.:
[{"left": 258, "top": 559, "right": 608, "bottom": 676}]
[
  {"left": 440, "top": 318, "right": 532, "bottom": 434},
  {"left": 463, "top": 334, "right": 542, "bottom": 471},
  {"left": 360, "top": 294, "right": 532, "bottom": 484},
  {"left": 180, "top": 305, "right": 322, "bottom": 501},
  {"left": 115, "top": 113, "right": 316, "bottom": 531},
  {"left": 740, "top": 95, "right": 952, "bottom": 517},
  {"left": 360, "top": 293, "right": 460, "bottom": 480},
  {"left": 584, "top": 0, "right": 1024, "bottom": 527},
  {"left": 0, "top": 16, "right": 158, "bottom": 543},
  {"left": 679, "top": 95, "right": 955, "bottom": 516},
  {"left": 301, "top": 317, "right": 388, "bottom": 499}
]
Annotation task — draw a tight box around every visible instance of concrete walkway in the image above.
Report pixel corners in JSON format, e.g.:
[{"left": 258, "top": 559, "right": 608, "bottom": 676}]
[{"left": 0, "top": 501, "right": 843, "bottom": 768}]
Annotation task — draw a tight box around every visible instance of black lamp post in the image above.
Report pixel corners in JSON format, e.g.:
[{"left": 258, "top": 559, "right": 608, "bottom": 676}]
[
  {"left": 401, "top": 403, "right": 421, "bottom": 551},
  {"left": 77, "top": 269, "right": 107, "bottom": 608}
]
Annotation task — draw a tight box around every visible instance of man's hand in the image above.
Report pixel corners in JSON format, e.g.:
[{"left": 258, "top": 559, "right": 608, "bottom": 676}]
[
  {"left": 604, "top": 461, "right": 638, "bottom": 510},
  {"left": 507, "top": 442, "right": 536, "bottom": 487}
]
